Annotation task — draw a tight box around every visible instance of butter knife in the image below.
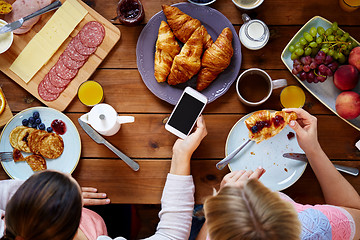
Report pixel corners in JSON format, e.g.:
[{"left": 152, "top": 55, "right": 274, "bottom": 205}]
[
  {"left": 0, "top": 0, "right": 62, "bottom": 34},
  {"left": 283, "top": 153, "right": 359, "bottom": 176},
  {"left": 78, "top": 118, "right": 140, "bottom": 171}
]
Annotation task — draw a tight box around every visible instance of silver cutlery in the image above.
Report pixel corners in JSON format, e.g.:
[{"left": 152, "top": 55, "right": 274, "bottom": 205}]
[
  {"left": 0, "top": 152, "right": 13, "bottom": 162},
  {"left": 283, "top": 153, "right": 359, "bottom": 176},
  {"left": 216, "top": 139, "right": 251, "bottom": 170},
  {"left": 0, "top": 0, "right": 62, "bottom": 34},
  {"left": 78, "top": 118, "right": 140, "bottom": 171}
]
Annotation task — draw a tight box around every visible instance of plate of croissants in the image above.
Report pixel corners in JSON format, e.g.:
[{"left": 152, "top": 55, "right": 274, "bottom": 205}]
[{"left": 136, "top": 2, "right": 242, "bottom": 105}]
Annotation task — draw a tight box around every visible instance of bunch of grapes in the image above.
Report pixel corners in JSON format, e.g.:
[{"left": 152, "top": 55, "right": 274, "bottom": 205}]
[
  {"left": 292, "top": 51, "right": 339, "bottom": 83},
  {"left": 289, "top": 22, "right": 358, "bottom": 63}
]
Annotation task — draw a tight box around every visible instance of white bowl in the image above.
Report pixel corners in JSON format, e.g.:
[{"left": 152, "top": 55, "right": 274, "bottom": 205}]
[
  {"left": 0, "top": 19, "right": 13, "bottom": 54},
  {"left": 188, "top": 0, "right": 216, "bottom": 6},
  {"left": 232, "top": 0, "right": 264, "bottom": 10}
]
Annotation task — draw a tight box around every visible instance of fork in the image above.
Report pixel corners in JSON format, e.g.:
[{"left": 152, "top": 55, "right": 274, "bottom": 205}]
[{"left": 0, "top": 152, "right": 13, "bottom": 162}]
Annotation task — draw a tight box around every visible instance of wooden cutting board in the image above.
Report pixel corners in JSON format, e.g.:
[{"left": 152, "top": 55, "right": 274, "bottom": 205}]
[
  {"left": 0, "top": 88, "right": 13, "bottom": 128},
  {"left": 0, "top": 0, "right": 121, "bottom": 111}
]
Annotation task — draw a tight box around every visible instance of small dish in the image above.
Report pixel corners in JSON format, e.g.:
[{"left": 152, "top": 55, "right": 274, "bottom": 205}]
[
  {"left": 232, "top": 0, "right": 264, "bottom": 10},
  {"left": 0, "top": 19, "right": 13, "bottom": 54},
  {"left": 188, "top": 0, "right": 216, "bottom": 6}
]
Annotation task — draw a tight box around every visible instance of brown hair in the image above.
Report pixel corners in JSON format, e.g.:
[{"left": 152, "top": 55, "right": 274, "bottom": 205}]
[
  {"left": 204, "top": 179, "right": 301, "bottom": 240},
  {"left": 1, "top": 170, "right": 82, "bottom": 240}
]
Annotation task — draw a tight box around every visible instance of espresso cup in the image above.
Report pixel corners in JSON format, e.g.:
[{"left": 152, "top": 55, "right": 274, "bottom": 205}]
[{"left": 236, "top": 68, "right": 287, "bottom": 107}]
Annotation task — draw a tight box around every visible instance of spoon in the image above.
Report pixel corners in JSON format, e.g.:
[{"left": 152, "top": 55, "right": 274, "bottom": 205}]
[{"left": 216, "top": 139, "right": 252, "bottom": 170}]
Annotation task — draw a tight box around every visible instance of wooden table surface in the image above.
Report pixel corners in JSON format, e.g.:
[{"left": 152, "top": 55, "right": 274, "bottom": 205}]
[{"left": 1, "top": 0, "right": 360, "bottom": 204}]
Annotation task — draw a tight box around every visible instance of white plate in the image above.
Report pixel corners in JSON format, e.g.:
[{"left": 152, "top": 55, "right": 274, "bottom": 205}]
[
  {"left": 226, "top": 111, "right": 307, "bottom": 191},
  {"left": 0, "top": 107, "right": 81, "bottom": 180},
  {"left": 281, "top": 16, "right": 360, "bottom": 131}
]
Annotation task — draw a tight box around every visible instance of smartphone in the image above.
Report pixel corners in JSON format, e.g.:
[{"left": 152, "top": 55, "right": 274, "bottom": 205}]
[{"left": 165, "top": 87, "right": 207, "bottom": 139}]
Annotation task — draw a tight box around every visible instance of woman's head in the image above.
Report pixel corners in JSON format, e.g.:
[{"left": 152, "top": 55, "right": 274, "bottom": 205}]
[
  {"left": 204, "top": 179, "right": 301, "bottom": 240},
  {"left": 3, "top": 170, "right": 82, "bottom": 240}
]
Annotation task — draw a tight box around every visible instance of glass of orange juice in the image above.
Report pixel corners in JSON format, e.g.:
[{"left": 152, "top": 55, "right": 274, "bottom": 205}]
[
  {"left": 280, "top": 85, "right": 306, "bottom": 108},
  {"left": 77, "top": 80, "right": 104, "bottom": 107},
  {"left": 339, "top": 0, "right": 360, "bottom": 12}
]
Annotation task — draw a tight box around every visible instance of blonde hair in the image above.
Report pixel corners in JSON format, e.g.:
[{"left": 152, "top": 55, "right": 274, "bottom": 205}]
[{"left": 204, "top": 179, "right": 301, "bottom": 240}]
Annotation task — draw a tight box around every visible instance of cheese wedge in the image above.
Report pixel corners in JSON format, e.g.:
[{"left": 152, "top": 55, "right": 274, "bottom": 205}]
[{"left": 10, "top": 0, "right": 88, "bottom": 83}]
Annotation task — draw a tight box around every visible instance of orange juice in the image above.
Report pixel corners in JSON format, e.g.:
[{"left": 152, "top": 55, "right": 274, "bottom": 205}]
[
  {"left": 78, "top": 80, "right": 104, "bottom": 106},
  {"left": 280, "top": 86, "right": 305, "bottom": 108},
  {"left": 339, "top": 0, "right": 360, "bottom": 12}
]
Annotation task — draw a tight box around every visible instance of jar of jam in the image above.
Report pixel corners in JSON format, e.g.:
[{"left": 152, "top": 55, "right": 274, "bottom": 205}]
[{"left": 117, "top": 0, "right": 145, "bottom": 26}]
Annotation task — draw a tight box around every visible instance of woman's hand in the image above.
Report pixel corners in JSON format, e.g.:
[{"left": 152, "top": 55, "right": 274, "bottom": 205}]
[
  {"left": 220, "top": 167, "right": 266, "bottom": 190},
  {"left": 82, "top": 187, "right": 110, "bottom": 206},
  {"left": 283, "top": 108, "right": 321, "bottom": 154}
]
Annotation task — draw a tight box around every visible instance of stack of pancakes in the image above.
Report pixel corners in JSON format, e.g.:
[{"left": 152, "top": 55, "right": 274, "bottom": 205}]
[{"left": 9, "top": 126, "right": 64, "bottom": 171}]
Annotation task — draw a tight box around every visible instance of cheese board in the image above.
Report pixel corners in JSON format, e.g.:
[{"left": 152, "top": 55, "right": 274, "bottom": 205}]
[{"left": 0, "top": 0, "right": 121, "bottom": 111}]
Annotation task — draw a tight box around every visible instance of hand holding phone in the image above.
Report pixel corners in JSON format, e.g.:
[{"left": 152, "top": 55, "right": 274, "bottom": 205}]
[{"left": 165, "top": 87, "right": 207, "bottom": 139}]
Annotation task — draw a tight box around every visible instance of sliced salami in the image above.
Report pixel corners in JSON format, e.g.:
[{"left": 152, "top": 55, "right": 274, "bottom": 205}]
[
  {"left": 48, "top": 67, "right": 71, "bottom": 88},
  {"left": 38, "top": 80, "right": 59, "bottom": 102},
  {"left": 73, "top": 35, "right": 97, "bottom": 56},
  {"left": 54, "top": 58, "right": 78, "bottom": 80},
  {"left": 42, "top": 74, "right": 65, "bottom": 94},
  {"left": 79, "top": 21, "right": 105, "bottom": 48},
  {"left": 66, "top": 40, "right": 88, "bottom": 62},
  {"left": 60, "top": 50, "right": 87, "bottom": 70}
]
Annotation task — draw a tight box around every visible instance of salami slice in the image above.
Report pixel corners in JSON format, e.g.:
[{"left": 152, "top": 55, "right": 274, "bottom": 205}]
[
  {"left": 42, "top": 74, "right": 65, "bottom": 94},
  {"left": 60, "top": 50, "right": 87, "bottom": 70},
  {"left": 54, "top": 58, "right": 78, "bottom": 80},
  {"left": 73, "top": 35, "right": 97, "bottom": 56},
  {"left": 79, "top": 21, "right": 105, "bottom": 48},
  {"left": 38, "top": 80, "right": 59, "bottom": 102},
  {"left": 66, "top": 40, "right": 88, "bottom": 62},
  {"left": 48, "top": 67, "right": 71, "bottom": 88}
]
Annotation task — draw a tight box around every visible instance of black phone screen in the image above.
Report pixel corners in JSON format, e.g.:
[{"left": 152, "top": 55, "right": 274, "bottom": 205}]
[{"left": 168, "top": 93, "right": 205, "bottom": 135}]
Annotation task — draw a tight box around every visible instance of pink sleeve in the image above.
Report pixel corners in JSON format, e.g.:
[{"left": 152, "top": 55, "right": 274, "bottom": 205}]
[{"left": 79, "top": 208, "right": 108, "bottom": 240}]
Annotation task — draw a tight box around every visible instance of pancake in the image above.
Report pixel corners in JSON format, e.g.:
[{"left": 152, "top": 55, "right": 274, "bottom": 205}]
[
  {"left": 28, "top": 129, "right": 48, "bottom": 154},
  {"left": 25, "top": 154, "right": 47, "bottom": 171},
  {"left": 13, "top": 148, "right": 25, "bottom": 162},
  {"left": 17, "top": 127, "right": 35, "bottom": 153},
  {"left": 39, "top": 133, "right": 64, "bottom": 159},
  {"left": 9, "top": 126, "right": 26, "bottom": 150}
]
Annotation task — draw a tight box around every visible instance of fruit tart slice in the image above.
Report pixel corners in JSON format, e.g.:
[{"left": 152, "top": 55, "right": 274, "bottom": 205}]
[{"left": 245, "top": 110, "right": 297, "bottom": 143}]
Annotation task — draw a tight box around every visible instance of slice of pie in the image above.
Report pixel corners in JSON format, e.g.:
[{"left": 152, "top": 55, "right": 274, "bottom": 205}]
[{"left": 245, "top": 110, "right": 297, "bottom": 143}]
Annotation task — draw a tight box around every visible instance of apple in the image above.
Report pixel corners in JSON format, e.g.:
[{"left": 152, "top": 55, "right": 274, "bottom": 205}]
[
  {"left": 333, "top": 65, "right": 359, "bottom": 91},
  {"left": 349, "top": 46, "right": 360, "bottom": 71},
  {"left": 335, "top": 91, "right": 360, "bottom": 120}
]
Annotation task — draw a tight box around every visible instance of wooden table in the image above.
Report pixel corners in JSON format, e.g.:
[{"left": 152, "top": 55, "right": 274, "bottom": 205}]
[{"left": 1, "top": 0, "right": 360, "bottom": 204}]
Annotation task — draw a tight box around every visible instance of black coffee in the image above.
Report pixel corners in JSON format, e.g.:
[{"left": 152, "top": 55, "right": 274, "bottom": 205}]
[{"left": 238, "top": 72, "right": 270, "bottom": 102}]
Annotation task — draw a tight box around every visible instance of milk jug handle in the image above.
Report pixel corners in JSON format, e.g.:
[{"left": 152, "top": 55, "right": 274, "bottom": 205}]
[
  {"left": 117, "top": 116, "right": 135, "bottom": 124},
  {"left": 242, "top": 13, "right": 251, "bottom": 23},
  {"left": 79, "top": 114, "right": 90, "bottom": 124}
]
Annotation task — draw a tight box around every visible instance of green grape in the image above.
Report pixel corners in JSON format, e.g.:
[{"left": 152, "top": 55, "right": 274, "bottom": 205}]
[
  {"left": 295, "top": 48, "right": 304, "bottom": 56},
  {"left": 309, "top": 41, "right": 318, "bottom": 48},
  {"left": 289, "top": 45, "right": 295, "bottom": 53},
  {"left": 343, "top": 32, "right": 350, "bottom": 39},
  {"left": 310, "top": 27, "right": 317, "bottom": 37},
  {"left": 338, "top": 52, "right": 346, "bottom": 63},
  {"left": 291, "top": 52, "right": 299, "bottom": 60},
  {"left": 328, "top": 49, "right": 335, "bottom": 56},
  {"left": 299, "top": 37, "right": 308, "bottom": 45},
  {"left": 305, "top": 47, "right": 312, "bottom": 56},
  {"left": 322, "top": 43, "right": 330, "bottom": 48},
  {"left": 333, "top": 52, "right": 340, "bottom": 59},
  {"left": 328, "top": 35, "right": 335, "bottom": 41},
  {"left": 336, "top": 30, "right": 343, "bottom": 36},
  {"left": 341, "top": 44, "right": 348, "bottom": 51},
  {"left": 350, "top": 40, "right": 358, "bottom": 48},
  {"left": 316, "top": 36, "right": 323, "bottom": 44},
  {"left": 340, "top": 36, "right": 348, "bottom": 42},
  {"left": 343, "top": 49, "right": 350, "bottom": 56},
  {"left": 317, "top": 26, "right": 325, "bottom": 35},
  {"left": 320, "top": 47, "right": 329, "bottom": 54},
  {"left": 325, "top": 28, "right": 333, "bottom": 36},
  {"left": 332, "top": 22, "right": 338, "bottom": 31},
  {"left": 311, "top": 47, "right": 319, "bottom": 56},
  {"left": 295, "top": 42, "right": 302, "bottom": 49},
  {"left": 304, "top": 32, "right": 313, "bottom": 42}
]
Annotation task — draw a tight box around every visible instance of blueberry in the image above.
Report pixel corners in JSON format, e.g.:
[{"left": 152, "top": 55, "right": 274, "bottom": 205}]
[
  {"left": 46, "top": 127, "right": 53, "bottom": 133},
  {"left": 22, "top": 119, "right": 29, "bottom": 126},
  {"left": 31, "top": 123, "right": 37, "bottom": 129},
  {"left": 39, "top": 123, "right": 45, "bottom": 130},
  {"left": 35, "top": 118, "right": 41, "bottom": 125},
  {"left": 29, "top": 117, "right": 35, "bottom": 124},
  {"left": 251, "top": 125, "right": 258, "bottom": 133},
  {"left": 33, "top": 111, "right": 40, "bottom": 119}
]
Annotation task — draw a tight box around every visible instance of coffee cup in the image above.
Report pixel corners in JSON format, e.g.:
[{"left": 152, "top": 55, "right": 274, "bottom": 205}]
[
  {"left": 236, "top": 68, "right": 287, "bottom": 107},
  {"left": 232, "top": 0, "right": 264, "bottom": 10}
]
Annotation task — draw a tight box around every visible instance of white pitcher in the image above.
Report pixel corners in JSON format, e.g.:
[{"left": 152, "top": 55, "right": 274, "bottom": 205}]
[{"left": 80, "top": 103, "right": 134, "bottom": 136}]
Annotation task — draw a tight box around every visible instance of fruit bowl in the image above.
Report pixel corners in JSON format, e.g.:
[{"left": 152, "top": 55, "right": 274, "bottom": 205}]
[{"left": 281, "top": 16, "right": 360, "bottom": 131}]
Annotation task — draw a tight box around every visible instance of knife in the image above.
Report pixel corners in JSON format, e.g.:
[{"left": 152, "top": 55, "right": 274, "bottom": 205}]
[
  {"left": 78, "top": 118, "right": 140, "bottom": 171},
  {"left": 283, "top": 153, "right": 359, "bottom": 176},
  {"left": 0, "top": 0, "right": 62, "bottom": 34}
]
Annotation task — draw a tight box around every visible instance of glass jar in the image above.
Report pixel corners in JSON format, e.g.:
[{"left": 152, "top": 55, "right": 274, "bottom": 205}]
[{"left": 117, "top": 0, "right": 145, "bottom": 26}]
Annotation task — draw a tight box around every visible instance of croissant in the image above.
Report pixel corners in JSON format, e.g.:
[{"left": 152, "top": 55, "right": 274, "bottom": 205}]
[
  {"left": 154, "top": 21, "right": 181, "bottom": 83},
  {"left": 167, "top": 26, "right": 206, "bottom": 85},
  {"left": 162, "top": 5, "right": 213, "bottom": 49},
  {"left": 196, "top": 27, "right": 233, "bottom": 91}
]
